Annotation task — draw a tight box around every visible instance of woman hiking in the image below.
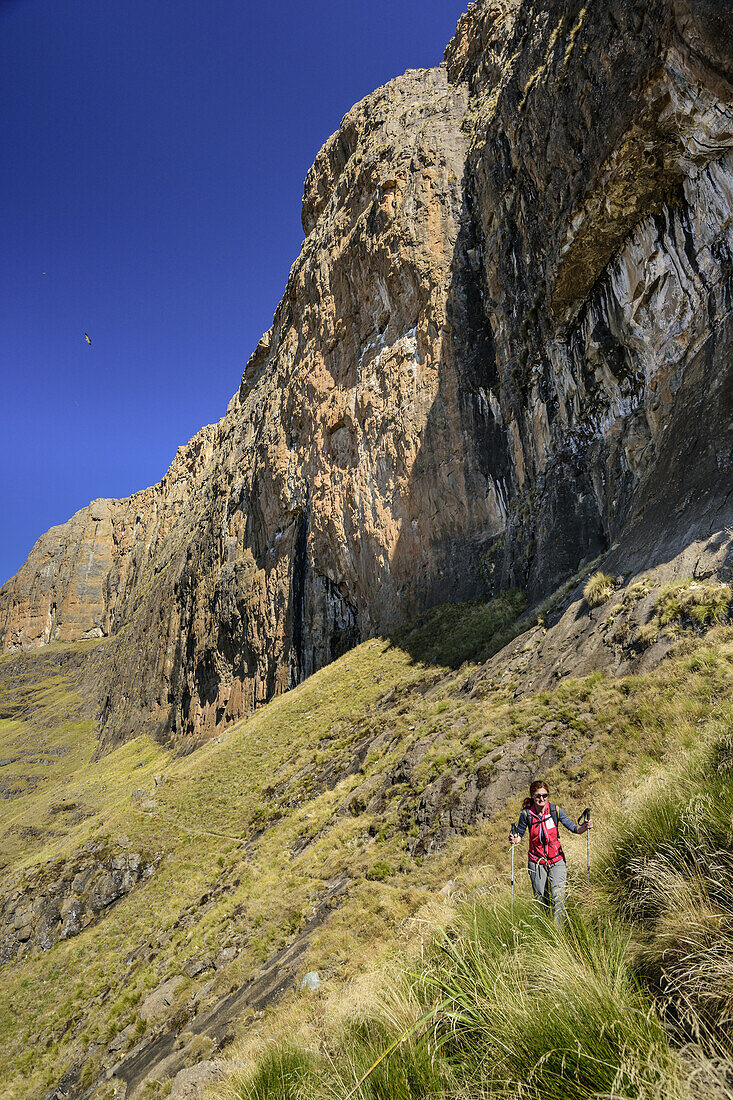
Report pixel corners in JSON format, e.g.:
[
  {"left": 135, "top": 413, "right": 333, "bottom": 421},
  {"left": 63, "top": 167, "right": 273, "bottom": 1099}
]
[{"left": 509, "top": 780, "right": 592, "bottom": 925}]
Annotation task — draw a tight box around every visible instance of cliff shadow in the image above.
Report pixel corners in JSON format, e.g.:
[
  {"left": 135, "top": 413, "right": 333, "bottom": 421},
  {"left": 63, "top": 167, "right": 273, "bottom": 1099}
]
[
  {"left": 386, "top": 587, "right": 526, "bottom": 672},
  {"left": 387, "top": 168, "right": 517, "bottom": 668},
  {"left": 388, "top": 153, "right": 733, "bottom": 676}
]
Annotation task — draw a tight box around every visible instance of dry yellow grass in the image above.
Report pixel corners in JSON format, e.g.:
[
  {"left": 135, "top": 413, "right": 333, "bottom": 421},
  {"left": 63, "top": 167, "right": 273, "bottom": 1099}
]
[{"left": 583, "top": 571, "right": 616, "bottom": 607}]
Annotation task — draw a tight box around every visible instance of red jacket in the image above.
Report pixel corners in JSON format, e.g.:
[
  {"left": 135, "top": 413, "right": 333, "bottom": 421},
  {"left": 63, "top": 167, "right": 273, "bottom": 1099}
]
[{"left": 521, "top": 804, "right": 566, "bottom": 865}]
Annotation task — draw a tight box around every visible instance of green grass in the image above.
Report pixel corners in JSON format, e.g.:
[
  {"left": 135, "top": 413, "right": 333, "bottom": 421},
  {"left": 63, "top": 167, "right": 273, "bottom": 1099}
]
[
  {"left": 365, "top": 860, "right": 392, "bottom": 882},
  {"left": 422, "top": 902, "right": 681, "bottom": 1100},
  {"left": 392, "top": 589, "right": 525, "bottom": 667},
  {"left": 225, "top": 900, "right": 693, "bottom": 1100},
  {"left": 596, "top": 707, "right": 733, "bottom": 1039},
  {"left": 4, "top": 602, "right": 733, "bottom": 1098},
  {"left": 635, "top": 580, "right": 733, "bottom": 647},
  {"left": 329, "top": 1015, "right": 453, "bottom": 1100},
  {"left": 657, "top": 579, "right": 732, "bottom": 629},
  {"left": 233, "top": 1044, "right": 319, "bottom": 1100},
  {"left": 0, "top": 645, "right": 172, "bottom": 871},
  {"left": 217, "top": 626, "right": 733, "bottom": 1100}
]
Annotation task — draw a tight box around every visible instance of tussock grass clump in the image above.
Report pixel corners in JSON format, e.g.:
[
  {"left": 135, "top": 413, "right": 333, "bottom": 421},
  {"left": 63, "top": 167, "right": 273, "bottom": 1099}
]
[
  {"left": 600, "top": 711, "right": 733, "bottom": 1036},
  {"left": 656, "top": 580, "right": 732, "bottom": 630},
  {"left": 231, "top": 1043, "right": 319, "bottom": 1100},
  {"left": 622, "top": 577, "right": 654, "bottom": 607},
  {"left": 227, "top": 997, "right": 454, "bottom": 1100},
  {"left": 712, "top": 734, "right": 733, "bottom": 776},
  {"left": 419, "top": 900, "right": 684, "bottom": 1100},
  {"left": 365, "top": 860, "right": 392, "bottom": 882},
  {"left": 326, "top": 1013, "right": 454, "bottom": 1100},
  {"left": 583, "top": 571, "right": 615, "bottom": 607},
  {"left": 603, "top": 718, "right": 733, "bottom": 903},
  {"left": 226, "top": 901, "right": 692, "bottom": 1100}
]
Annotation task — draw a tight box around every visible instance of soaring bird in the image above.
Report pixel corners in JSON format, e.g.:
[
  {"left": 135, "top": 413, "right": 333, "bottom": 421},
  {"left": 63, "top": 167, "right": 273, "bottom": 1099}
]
[{"left": 84, "top": 332, "right": 92, "bottom": 346}]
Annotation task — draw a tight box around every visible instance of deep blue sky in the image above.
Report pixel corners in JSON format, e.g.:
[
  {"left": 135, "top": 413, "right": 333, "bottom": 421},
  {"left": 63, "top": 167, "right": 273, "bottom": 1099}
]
[{"left": 1, "top": 0, "right": 468, "bottom": 586}]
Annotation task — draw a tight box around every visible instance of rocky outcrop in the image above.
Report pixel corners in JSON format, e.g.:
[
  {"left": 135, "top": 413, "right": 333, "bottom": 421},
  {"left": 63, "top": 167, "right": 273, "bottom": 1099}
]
[
  {"left": 1, "top": 0, "right": 732, "bottom": 749},
  {"left": 97, "top": 876, "right": 350, "bottom": 1100},
  {"left": 0, "top": 429, "right": 219, "bottom": 653},
  {"left": 0, "top": 843, "right": 158, "bottom": 964}
]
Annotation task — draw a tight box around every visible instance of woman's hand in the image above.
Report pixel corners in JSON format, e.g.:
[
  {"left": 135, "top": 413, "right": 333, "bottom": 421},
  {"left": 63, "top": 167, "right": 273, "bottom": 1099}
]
[
  {"left": 579, "top": 818, "right": 593, "bottom": 833},
  {"left": 509, "top": 832, "right": 521, "bottom": 844}
]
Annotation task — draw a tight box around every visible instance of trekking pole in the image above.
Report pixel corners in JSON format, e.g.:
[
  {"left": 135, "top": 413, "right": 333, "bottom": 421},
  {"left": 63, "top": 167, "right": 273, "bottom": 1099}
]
[
  {"left": 510, "top": 825, "right": 520, "bottom": 902},
  {"left": 578, "top": 808, "right": 591, "bottom": 884}
]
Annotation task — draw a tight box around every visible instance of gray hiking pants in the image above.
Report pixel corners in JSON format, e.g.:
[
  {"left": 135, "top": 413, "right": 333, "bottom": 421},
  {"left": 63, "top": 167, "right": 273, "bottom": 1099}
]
[{"left": 528, "top": 859, "right": 567, "bottom": 925}]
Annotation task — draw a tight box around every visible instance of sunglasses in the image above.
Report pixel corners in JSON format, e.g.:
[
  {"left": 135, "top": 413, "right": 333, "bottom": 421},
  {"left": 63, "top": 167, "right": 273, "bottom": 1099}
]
[{"left": 533, "top": 793, "right": 549, "bottom": 801}]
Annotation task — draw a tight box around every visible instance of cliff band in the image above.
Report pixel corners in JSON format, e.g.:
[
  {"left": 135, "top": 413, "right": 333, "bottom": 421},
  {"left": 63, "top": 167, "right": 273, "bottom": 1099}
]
[{"left": 2, "top": 0, "right": 732, "bottom": 749}]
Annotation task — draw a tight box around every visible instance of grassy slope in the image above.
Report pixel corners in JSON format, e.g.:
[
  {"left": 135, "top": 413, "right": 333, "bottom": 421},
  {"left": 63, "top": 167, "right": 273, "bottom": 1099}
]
[
  {"left": 222, "top": 629, "right": 733, "bottom": 1100},
  {"left": 0, "top": 643, "right": 170, "bottom": 874},
  {"left": 1, "top": 589, "right": 731, "bottom": 1098}
]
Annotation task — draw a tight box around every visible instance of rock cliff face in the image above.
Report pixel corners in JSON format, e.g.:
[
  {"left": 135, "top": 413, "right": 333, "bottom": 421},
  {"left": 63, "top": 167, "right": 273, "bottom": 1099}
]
[
  {"left": 447, "top": 0, "right": 733, "bottom": 597},
  {"left": 1, "top": 0, "right": 732, "bottom": 749}
]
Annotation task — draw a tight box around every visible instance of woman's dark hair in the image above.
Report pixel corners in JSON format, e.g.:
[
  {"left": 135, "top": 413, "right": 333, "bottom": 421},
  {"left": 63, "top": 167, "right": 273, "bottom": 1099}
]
[{"left": 522, "top": 779, "right": 549, "bottom": 810}]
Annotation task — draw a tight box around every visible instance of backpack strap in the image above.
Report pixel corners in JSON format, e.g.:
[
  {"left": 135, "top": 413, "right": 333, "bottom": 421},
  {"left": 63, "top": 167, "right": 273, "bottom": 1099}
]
[{"left": 550, "top": 803, "right": 559, "bottom": 829}]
